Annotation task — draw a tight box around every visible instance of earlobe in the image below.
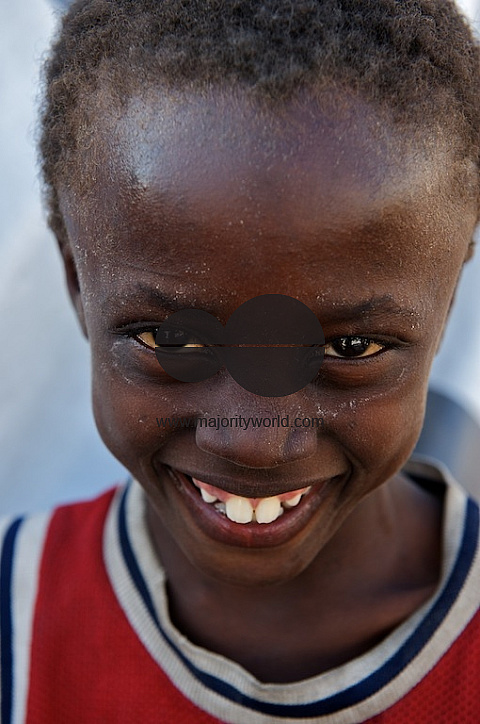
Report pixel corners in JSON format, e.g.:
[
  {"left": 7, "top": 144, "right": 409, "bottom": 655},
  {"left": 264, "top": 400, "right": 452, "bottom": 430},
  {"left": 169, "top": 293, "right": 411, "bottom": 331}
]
[{"left": 59, "top": 243, "right": 88, "bottom": 339}]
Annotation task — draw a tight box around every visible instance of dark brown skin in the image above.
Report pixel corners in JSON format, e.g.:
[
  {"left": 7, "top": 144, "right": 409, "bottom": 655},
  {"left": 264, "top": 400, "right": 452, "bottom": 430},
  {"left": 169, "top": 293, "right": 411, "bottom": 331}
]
[{"left": 59, "top": 88, "right": 477, "bottom": 683}]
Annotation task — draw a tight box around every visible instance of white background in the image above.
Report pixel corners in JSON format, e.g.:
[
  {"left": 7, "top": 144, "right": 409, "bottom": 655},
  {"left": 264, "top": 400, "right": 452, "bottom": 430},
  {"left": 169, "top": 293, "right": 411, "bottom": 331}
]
[{"left": 0, "top": 0, "right": 479, "bottom": 515}]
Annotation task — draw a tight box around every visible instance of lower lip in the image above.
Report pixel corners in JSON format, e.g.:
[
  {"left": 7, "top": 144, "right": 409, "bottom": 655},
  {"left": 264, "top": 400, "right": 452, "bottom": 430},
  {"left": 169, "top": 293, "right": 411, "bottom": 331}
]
[{"left": 165, "top": 467, "right": 333, "bottom": 548}]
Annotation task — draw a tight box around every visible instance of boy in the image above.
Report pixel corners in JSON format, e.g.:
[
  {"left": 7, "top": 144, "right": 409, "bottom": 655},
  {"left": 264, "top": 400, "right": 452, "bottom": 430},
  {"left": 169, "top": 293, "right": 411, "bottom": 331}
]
[{"left": 2, "top": 0, "right": 480, "bottom": 721}]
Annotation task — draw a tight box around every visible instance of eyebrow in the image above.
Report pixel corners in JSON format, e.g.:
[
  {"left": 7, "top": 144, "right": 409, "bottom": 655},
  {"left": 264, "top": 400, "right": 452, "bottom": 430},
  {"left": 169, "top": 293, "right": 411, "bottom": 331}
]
[
  {"left": 134, "top": 285, "right": 192, "bottom": 313},
  {"left": 116, "top": 285, "right": 419, "bottom": 323},
  {"left": 111, "top": 282, "right": 221, "bottom": 317},
  {"left": 318, "top": 295, "right": 420, "bottom": 323}
]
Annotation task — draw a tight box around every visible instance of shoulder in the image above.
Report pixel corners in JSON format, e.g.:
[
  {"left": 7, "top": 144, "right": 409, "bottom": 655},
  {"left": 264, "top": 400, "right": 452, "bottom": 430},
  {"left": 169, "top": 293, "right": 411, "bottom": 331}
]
[
  {"left": 0, "top": 485, "right": 121, "bottom": 583},
  {"left": 0, "top": 485, "right": 125, "bottom": 724},
  {"left": 0, "top": 485, "right": 123, "bottom": 633}
]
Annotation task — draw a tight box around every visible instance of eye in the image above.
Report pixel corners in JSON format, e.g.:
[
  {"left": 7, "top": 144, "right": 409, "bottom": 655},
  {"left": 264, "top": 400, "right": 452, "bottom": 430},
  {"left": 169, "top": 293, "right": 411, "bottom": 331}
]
[
  {"left": 135, "top": 330, "right": 157, "bottom": 350},
  {"left": 135, "top": 329, "right": 206, "bottom": 351},
  {"left": 324, "top": 336, "right": 385, "bottom": 359}
]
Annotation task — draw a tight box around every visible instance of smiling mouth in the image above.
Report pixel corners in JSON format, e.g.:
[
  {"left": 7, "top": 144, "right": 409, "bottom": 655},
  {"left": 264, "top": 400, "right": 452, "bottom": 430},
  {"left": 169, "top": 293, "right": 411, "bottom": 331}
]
[
  {"left": 191, "top": 476, "right": 311, "bottom": 524},
  {"left": 161, "top": 464, "right": 335, "bottom": 548}
]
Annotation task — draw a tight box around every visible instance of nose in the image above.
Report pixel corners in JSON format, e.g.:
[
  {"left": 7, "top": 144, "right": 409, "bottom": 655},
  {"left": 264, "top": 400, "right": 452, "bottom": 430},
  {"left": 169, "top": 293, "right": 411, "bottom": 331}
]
[{"left": 195, "top": 383, "right": 320, "bottom": 468}]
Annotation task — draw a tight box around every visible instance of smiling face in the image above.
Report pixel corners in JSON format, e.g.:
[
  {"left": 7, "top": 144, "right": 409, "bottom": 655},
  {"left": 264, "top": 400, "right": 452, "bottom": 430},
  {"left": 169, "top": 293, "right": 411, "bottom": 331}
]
[{"left": 60, "top": 87, "right": 477, "bottom": 586}]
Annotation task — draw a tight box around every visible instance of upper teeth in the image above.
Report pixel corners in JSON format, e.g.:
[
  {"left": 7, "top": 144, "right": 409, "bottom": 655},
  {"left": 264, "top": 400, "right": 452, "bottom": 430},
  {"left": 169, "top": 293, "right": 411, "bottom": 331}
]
[
  {"left": 255, "top": 496, "right": 283, "bottom": 524},
  {"left": 283, "top": 492, "right": 302, "bottom": 508},
  {"left": 200, "top": 488, "right": 218, "bottom": 504},
  {"left": 195, "top": 478, "right": 311, "bottom": 525},
  {"left": 225, "top": 496, "right": 255, "bottom": 524}
]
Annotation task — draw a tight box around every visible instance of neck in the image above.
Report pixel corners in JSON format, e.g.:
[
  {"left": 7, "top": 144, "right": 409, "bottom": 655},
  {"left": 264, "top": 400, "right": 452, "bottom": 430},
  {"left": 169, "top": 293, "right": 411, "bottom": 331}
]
[{"left": 146, "top": 474, "right": 442, "bottom": 682}]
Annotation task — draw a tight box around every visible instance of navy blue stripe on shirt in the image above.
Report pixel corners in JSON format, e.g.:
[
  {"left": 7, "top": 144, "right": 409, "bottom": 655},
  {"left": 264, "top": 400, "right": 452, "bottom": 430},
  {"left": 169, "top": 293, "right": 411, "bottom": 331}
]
[
  {"left": 0, "top": 518, "right": 24, "bottom": 724},
  {"left": 118, "top": 487, "right": 161, "bottom": 629},
  {"left": 118, "top": 485, "right": 479, "bottom": 717},
  {"left": 117, "top": 487, "right": 246, "bottom": 699}
]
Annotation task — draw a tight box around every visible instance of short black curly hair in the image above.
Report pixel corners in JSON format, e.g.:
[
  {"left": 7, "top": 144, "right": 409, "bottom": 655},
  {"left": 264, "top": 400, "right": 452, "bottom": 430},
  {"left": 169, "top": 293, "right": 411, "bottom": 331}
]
[{"left": 40, "top": 0, "right": 480, "bottom": 248}]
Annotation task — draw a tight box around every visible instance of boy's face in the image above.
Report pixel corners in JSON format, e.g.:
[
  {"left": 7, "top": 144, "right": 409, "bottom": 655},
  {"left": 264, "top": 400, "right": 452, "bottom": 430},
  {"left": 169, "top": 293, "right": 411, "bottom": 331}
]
[{"left": 60, "top": 88, "right": 477, "bottom": 585}]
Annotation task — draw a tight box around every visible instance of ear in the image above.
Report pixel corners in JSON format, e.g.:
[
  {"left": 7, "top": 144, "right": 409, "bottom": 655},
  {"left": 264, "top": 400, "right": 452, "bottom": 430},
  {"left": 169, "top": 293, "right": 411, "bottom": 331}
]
[
  {"left": 464, "top": 238, "right": 476, "bottom": 263},
  {"left": 434, "top": 239, "right": 475, "bottom": 355},
  {"left": 58, "top": 242, "right": 89, "bottom": 339}
]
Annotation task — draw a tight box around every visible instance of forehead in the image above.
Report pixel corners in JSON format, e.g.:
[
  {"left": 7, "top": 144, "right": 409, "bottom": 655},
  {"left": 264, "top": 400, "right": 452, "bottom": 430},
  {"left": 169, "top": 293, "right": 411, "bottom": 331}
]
[
  {"left": 90, "top": 89, "right": 452, "bottom": 219},
  {"left": 105, "top": 90, "right": 408, "bottom": 210},
  {"left": 61, "top": 87, "right": 476, "bottom": 305}
]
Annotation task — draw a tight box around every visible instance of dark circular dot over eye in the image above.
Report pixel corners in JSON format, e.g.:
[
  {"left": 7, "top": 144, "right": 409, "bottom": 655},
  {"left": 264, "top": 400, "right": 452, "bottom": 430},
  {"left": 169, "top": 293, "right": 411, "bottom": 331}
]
[
  {"left": 223, "top": 294, "right": 325, "bottom": 396},
  {"left": 154, "top": 309, "right": 224, "bottom": 382}
]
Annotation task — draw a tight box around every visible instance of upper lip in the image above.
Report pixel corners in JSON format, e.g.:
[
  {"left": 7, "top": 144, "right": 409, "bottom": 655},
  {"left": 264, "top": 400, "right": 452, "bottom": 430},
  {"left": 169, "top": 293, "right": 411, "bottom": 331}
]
[{"left": 167, "top": 465, "right": 343, "bottom": 499}]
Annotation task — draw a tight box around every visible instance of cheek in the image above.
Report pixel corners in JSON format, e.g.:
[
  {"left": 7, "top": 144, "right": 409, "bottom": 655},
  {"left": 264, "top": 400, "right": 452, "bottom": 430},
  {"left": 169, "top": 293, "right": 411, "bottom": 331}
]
[
  {"left": 329, "top": 376, "right": 428, "bottom": 478},
  {"left": 90, "top": 352, "right": 172, "bottom": 472}
]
